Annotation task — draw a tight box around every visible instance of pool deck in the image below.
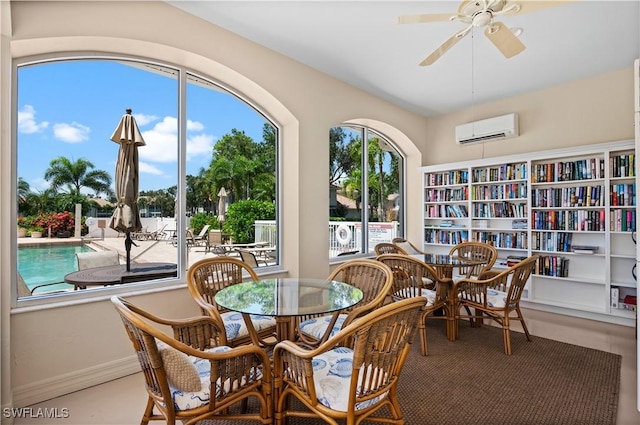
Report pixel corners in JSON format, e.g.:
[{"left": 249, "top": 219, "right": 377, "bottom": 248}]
[{"left": 18, "top": 235, "right": 220, "bottom": 268}]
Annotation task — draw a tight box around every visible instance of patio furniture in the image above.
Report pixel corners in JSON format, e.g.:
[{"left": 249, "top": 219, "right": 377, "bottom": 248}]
[
  {"left": 186, "top": 257, "right": 277, "bottom": 347},
  {"left": 273, "top": 296, "right": 425, "bottom": 425},
  {"left": 65, "top": 262, "right": 177, "bottom": 289},
  {"left": 237, "top": 249, "right": 267, "bottom": 267},
  {"left": 377, "top": 253, "right": 452, "bottom": 355},
  {"left": 205, "top": 229, "right": 226, "bottom": 254},
  {"left": 448, "top": 241, "right": 498, "bottom": 281},
  {"left": 296, "top": 259, "right": 393, "bottom": 348},
  {"left": 392, "top": 237, "right": 426, "bottom": 255},
  {"left": 193, "top": 224, "right": 211, "bottom": 244},
  {"left": 111, "top": 296, "right": 272, "bottom": 425},
  {"left": 455, "top": 255, "right": 539, "bottom": 355},
  {"left": 373, "top": 242, "right": 408, "bottom": 255},
  {"left": 76, "top": 251, "right": 120, "bottom": 271}
]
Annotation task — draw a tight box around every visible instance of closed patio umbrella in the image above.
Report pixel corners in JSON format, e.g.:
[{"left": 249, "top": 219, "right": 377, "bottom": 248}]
[
  {"left": 217, "top": 187, "right": 227, "bottom": 229},
  {"left": 108, "top": 108, "right": 146, "bottom": 271}
]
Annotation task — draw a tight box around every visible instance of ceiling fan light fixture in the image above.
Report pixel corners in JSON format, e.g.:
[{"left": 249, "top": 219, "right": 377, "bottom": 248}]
[{"left": 511, "top": 27, "right": 523, "bottom": 37}]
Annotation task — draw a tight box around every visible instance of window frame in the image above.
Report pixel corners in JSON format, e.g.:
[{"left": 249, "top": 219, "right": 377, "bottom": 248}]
[{"left": 11, "top": 53, "right": 281, "bottom": 310}]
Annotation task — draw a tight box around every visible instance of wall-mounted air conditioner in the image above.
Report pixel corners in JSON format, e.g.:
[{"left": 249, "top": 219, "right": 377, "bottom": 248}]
[{"left": 455, "top": 113, "right": 519, "bottom": 145}]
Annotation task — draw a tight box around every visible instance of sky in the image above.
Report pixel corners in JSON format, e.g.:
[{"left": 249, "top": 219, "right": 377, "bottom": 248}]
[{"left": 17, "top": 59, "right": 269, "bottom": 194}]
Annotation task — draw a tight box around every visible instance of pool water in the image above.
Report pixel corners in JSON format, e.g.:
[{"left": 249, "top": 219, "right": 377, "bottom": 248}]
[{"left": 18, "top": 244, "right": 95, "bottom": 293}]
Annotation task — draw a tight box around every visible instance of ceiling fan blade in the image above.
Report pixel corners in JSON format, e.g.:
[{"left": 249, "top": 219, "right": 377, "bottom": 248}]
[
  {"left": 505, "top": 0, "right": 576, "bottom": 16},
  {"left": 484, "top": 21, "right": 525, "bottom": 59},
  {"left": 395, "top": 13, "right": 454, "bottom": 24},
  {"left": 420, "top": 27, "right": 471, "bottom": 66}
]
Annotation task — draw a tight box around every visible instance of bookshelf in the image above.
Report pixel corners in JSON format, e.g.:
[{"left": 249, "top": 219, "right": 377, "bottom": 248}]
[{"left": 421, "top": 140, "right": 636, "bottom": 326}]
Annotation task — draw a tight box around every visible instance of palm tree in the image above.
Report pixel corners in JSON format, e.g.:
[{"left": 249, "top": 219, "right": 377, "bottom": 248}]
[{"left": 44, "top": 157, "right": 113, "bottom": 198}]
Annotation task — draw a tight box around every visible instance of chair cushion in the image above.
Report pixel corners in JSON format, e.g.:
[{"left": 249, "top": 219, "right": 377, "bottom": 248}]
[
  {"left": 299, "top": 314, "right": 347, "bottom": 340},
  {"left": 168, "top": 345, "right": 263, "bottom": 411},
  {"left": 393, "top": 288, "right": 437, "bottom": 306},
  {"left": 221, "top": 311, "right": 276, "bottom": 340},
  {"left": 461, "top": 288, "right": 511, "bottom": 308},
  {"left": 156, "top": 340, "right": 201, "bottom": 392},
  {"left": 312, "top": 347, "right": 386, "bottom": 412}
]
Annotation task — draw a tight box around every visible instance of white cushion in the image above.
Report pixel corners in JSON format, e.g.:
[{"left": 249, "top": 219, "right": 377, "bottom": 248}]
[
  {"left": 168, "top": 345, "right": 263, "bottom": 411},
  {"left": 221, "top": 311, "right": 276, "bottom": 340},
  {"left": 311, "top": 347, "right": 387, "bottom": 412},
  {"left": 393, "top": 288, "right": 437, "bottom": 306},
  {"left": 461, "top": 288, "right": 512, "bottom": 308},
  {"left": 156, "top": 340, "right": 200, "bottom": 392},
  {"left": 299, "top": 314, "right": 347, "bottom": 340}
]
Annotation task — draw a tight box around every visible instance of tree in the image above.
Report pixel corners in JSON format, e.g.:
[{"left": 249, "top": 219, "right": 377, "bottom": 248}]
[
  {"left": 44, "top": 157, "right": 113, "bottom": 198},
  {"left": 329, "top": 127, "right": 358, "bottom": 186}
]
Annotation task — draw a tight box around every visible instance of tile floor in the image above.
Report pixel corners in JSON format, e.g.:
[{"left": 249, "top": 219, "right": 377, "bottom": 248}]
[{"left": 11, "top": 307, "right": 640, "bottom": 425}]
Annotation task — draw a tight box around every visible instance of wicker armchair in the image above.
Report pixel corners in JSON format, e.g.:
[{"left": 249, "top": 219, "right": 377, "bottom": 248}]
[
  {"left": 391, "top": 237, "right": 426, "bottom": 255},
  {"left": 455, "top": 255, "right": 539, "bottom": 355},
  {"left": 274, "top": 296, "right": 425, "bottom": 425},
  {"left": 296, "top": 259, "right": 393, "bottom": 348},
  {"left": 187, "top": 257, "right": 277, "bottom": 347},
  {"left": 111, "top": 296, "right": 272, "bottom": 425},
  {"left": 448, "top": 241, "right": 498, "bottom": 280},
  {"left": 377, "top": 253, "right": 453, "bottom": 355},
  {"left": 373, "top": 242, "right": 408, "bottom": 255}
]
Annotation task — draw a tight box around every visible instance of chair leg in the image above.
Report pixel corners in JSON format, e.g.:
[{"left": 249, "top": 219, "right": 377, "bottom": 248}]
[
  {"left": 418, "top": 321, "right": 428, "bottom": 356},
  {"left": 141, "top": 397, "right": 155, "bottom": 425},
  {"left": 516, "top": 307, "right": 532, "bottom": 342},
  {"left": 503, "top": 315, "right": 512, "bottom": 355}
]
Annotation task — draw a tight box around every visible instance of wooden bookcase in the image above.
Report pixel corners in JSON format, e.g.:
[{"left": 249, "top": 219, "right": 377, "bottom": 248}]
[{"left": 421, "top": 140, "right": 637, "bottom": 326}]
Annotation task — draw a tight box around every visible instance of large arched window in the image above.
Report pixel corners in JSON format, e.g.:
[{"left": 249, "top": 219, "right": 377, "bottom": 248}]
[
  {"left": 15, "top": 56, "right": 278, "bottom": 303},
  {"left": 329, "top": 125, "right": 404, "bottom": 257}
]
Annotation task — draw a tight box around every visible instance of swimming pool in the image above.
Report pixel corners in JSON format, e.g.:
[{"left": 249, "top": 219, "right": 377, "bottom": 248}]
[{"left": 18, "top": 244, "right": 96, "bottom": 293}]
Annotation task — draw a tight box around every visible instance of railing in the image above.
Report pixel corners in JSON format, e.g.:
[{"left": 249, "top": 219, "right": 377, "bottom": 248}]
[{"left": 254, "top": 220, "right": 399, "bottom": 257}]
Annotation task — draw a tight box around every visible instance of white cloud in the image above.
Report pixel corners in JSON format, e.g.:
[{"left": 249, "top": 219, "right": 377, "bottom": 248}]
[
  {"left": 53, "top": 122, "right": 90, "bottom": 143},
  {"left": 17, "top": 105, "right": 49, "bottom": 134},
  {"left": 133, "top": 113, "right": 158, "bottom": 126},
  {"left": 139, "top": 161, "right": 164, "bottom": 176},
  {"left": 138, "top": 115, "right": 215, "bottom": 163}
]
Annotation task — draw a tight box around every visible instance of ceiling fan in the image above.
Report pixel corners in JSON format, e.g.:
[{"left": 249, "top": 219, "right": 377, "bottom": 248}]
[{"left": 396, "top": 0, "right": 571, "bottom": 66}]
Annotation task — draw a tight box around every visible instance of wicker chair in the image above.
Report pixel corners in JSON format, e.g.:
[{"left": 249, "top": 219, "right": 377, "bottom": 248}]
[
  {"left": 111, "top": 296, "right": 272, "bottom": 425},
  {"left": 455, "top": 255, "right": 539, "bottom": 355},
  {"left": 377, "top": 253, "right": 453, "bottom": 355},
  {"left": 448, "top": 241, "right": 498, "bottom": 280},
  {"left": 296, "top": 259, "right": 394, "bottom": 348},
  {"left": 391, "top": 237, "right": 426, "bottom": 255},
  {"left": 373, "top": 242, "right": 408, "bottom": 255},
  {"left": 187, "top": 257, "right": 277, "bottom": 347},
  {"left": 274, "top": 296, "right": 425, "bottom": 425}
]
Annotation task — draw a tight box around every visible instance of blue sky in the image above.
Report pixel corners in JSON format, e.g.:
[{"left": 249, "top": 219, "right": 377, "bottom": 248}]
[{"left": 17, "top": 60, "right": 268, "bottom": 193}]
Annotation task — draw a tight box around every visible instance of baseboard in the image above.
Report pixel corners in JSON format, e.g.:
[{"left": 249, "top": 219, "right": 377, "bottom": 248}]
[{"left": 11, "top": 355, "right": 139, "bottom": 408}]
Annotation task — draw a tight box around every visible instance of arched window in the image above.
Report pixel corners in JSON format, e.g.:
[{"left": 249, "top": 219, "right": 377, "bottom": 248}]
[
  {"left": 15, "top": 57, "right": 279, "bottom": 302},
  {"left": 329, "top": 125, "right": 404, "bottom": 257}
]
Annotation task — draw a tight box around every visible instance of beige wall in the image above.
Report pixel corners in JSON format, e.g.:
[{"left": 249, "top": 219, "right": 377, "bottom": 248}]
[
  {"left": 2, "top": 1, "right": 426, "bottom": 407},
  {"left": 423, "top": 67, "right": 635, "bottom": 164}
]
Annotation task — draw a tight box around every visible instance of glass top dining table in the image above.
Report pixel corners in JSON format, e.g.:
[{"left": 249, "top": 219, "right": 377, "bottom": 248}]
[{"left": 214, "top": 278, "right": 363, "bottom": 341}]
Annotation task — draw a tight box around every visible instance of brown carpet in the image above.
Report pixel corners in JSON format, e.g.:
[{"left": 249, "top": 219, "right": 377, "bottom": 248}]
[{"left": 199, "top": 320, "right": 621, "bottom": 425}]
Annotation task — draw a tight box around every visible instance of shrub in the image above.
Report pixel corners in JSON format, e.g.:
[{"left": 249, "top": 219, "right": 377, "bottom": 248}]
[
  {"left": 225, "top": 200, "right": 275, "bottom": 243},
  {"left": 31, "top": 211, "right": 75, "bottom": 236},
  {"left": 189, "top": 213, "right": 218, "bottom": 234}
]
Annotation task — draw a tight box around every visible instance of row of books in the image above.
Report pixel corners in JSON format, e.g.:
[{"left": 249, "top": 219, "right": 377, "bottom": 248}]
[
  {"left": 610, "top": 154, "right": 635, "bottom": 178},
  {"left": 472, "top": 202, "right": 527, "bottom": 218},
  {"left": 471, "top": 162, "right": 527, "bottom": 183},
  {"left": 531, "top": 158, "right": 605, "bottom": 183},
  {"left": 531, "top": 185, "right": 604, "bottom": 208},
  {"left": 531, "top": 231, "right": 573, "bottom": 252},
  {"left": 506, "top": 255, "right": 527, "bottom": 267},
  {"left": 424, "top": 187, "right": 468, "bottom": 202},
  {"left": 532, "top": 210, "right": 606, "bottom": 232},
  {"left": 610, "top": 183, "right": 636, "bottom": 206},
  {"left": 534, "top": 255, "right": 570, "bottom": 277},
  {"left": 424, "top": 230, "right": 468, "bottom": 245},
  {"left": 425, "top": 204, "right": 468, "bottom": 218},
  {"left": 471, "top": 182, "right": 528, "bottom": 200},
  {"left": 426, "top": 170, "right": 469, "bottom": 187},
  {"left": 570, "top": 245, "right": 599, "bottom": 254},
  {"left": 472, "top": 231, "right": 528, "bottom": 249},
  {"left": 610, "top": 209, "right": 636, "bottom": 232}
]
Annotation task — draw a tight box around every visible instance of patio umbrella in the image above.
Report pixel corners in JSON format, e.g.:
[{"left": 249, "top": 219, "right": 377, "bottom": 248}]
[
  {"left": 217, "top": 187, "right": 227, "bottom": 229},
  {"left": 108, "top": 108, "right": 146, "bottom": 271}
]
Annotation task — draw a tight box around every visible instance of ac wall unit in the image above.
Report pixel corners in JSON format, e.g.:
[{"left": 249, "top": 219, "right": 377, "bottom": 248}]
[{"left": 455, "top": 113, "right": 519, "bottom": 145}]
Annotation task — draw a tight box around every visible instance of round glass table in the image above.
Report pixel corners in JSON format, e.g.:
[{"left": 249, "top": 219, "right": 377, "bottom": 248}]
[{"left": 214, "top": 277, "right": 363, "bottom": 341}]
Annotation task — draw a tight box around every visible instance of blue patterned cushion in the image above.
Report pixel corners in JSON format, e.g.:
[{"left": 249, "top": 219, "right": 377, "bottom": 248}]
[
  {"left": 393, "top": 288, "right": 437, "bottom": 306},
  {"left": 167, "top": 345, "right": 263, "bottom": 411},
  {"left": 299, "top": 314, "right": 347, "bottom": 340},
  {"left": 220, "top": 311, "right": 276, "bottom": 340},
  {"left": 311, "top": 347, "right": 386, "bottom": 412},
  {"left": 461, "top": 288, "right": 511, "bottom": 308}
]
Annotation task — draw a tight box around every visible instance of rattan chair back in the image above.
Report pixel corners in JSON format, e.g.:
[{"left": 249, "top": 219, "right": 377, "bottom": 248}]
[
  {"left": 374, "top": 242, "right": 408, "bottom": 255},
  {"left": 391, "top": 237, "right": 424, "bottom": 255},
  {"left": 448, "top": 241, "right": 498, "bottom": 278}
]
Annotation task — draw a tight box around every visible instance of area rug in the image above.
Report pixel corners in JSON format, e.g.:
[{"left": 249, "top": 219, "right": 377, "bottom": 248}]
[{"left": 198, "top": 321, "right": 621, "bottom": 425}]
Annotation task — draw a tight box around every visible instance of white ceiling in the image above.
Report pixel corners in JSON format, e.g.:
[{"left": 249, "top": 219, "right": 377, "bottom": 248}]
[{"left": 169, "top": 1, "right": 640, "bottom": 118}]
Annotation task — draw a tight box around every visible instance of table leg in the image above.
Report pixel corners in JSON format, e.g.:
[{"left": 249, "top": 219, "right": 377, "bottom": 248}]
[{"left": 275, "top": 316, "right": 293, "bottom": 341}]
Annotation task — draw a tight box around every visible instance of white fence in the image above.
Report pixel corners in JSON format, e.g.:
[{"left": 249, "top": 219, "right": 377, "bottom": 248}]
[{"left": 254, "top": 220, "right": 399, "bottom": 257}]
